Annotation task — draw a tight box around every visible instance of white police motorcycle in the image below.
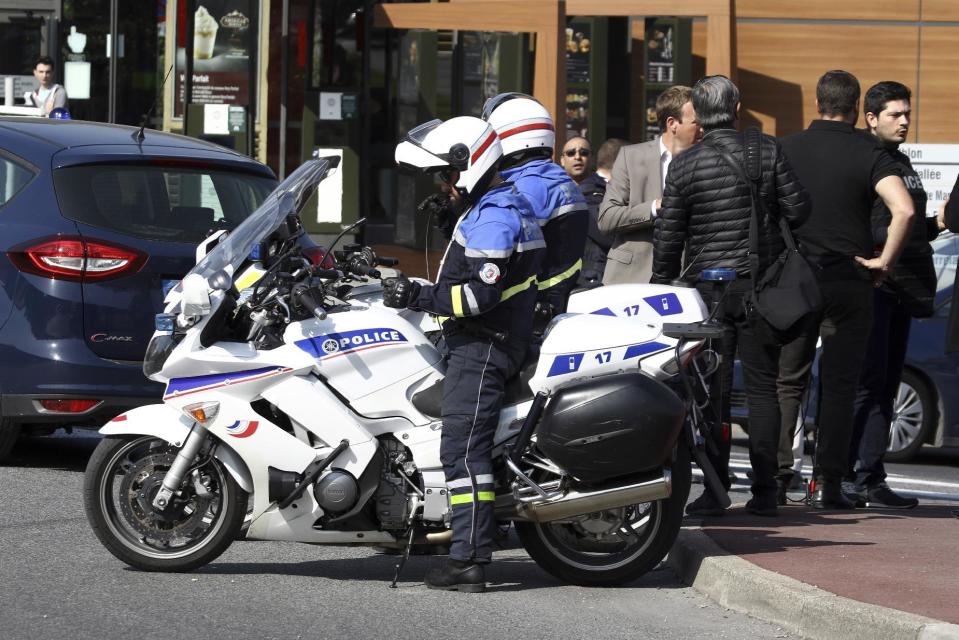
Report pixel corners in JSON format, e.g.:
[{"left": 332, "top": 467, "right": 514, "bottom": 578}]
[{"left": 84, "top": 158, "right": 727, "bottom": 586}]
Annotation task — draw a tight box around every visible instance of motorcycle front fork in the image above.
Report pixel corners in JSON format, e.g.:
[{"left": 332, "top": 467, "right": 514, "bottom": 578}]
[{"left": 152, "top": 423, "right": 208, "bottom": 511}]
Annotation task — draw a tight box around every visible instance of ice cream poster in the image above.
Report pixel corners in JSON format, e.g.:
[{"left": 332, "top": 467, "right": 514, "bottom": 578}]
[{"left": 174, "top": 0, "right": 257, "bottom": 115}]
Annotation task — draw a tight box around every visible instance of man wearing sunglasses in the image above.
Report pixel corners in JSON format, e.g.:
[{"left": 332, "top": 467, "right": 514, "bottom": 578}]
[
  {"left": 559, "top": 136, "right": 592, "bottom": 184},
  {"left": 483, "top": 93, "right": 589, "bottom": 318}
]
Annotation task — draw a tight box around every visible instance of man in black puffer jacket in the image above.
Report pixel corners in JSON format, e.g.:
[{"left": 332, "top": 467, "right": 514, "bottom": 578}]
[{"left": 652, "top": 75, "right": 812, "bottom": 517}]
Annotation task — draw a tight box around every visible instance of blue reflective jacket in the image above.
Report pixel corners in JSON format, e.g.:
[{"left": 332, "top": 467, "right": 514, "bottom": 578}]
[
  {"left": 500, "top": 159, "right": 588, "bottom": 312},
  {"left": 409, "top": 183, "right": 545, "bottom": 347}
]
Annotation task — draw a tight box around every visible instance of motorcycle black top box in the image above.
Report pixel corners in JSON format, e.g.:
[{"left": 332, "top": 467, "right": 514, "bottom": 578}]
[{"left": 535, "top": 372, "right": 685, "bottom": 484}]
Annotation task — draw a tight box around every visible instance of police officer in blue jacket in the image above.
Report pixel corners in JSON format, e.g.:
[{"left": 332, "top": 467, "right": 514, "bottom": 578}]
[
  {"left": 483, "top": 93, "right": 588, "bottom": 317},
  {"left": 384, "top": 116, "right": 545, "bottom": 592}
]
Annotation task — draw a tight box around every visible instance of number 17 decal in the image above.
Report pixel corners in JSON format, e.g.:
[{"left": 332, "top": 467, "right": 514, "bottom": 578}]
[{"left": 595, "top": 351, "right": 611, "bottom": 364}]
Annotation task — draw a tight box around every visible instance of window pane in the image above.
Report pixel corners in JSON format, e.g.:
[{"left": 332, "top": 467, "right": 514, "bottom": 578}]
[
  {"left": 0, "top": 156, "right": 35, "bottom": 206},
  {"left": 53, "top": 164, "right": 275, "bottom": 242}
]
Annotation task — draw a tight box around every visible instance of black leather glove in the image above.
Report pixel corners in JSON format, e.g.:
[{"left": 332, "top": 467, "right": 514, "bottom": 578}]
[{"left": 382, "top": 276, "right": 420, "bottom": 308}]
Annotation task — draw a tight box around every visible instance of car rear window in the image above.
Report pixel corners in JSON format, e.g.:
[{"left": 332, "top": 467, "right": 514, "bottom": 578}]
[
  {"left": 0, "top": 154, "right": 36, "bottom": 207},
  {"left": 53, "top": 163, "right": 276, "bottom": 243}
]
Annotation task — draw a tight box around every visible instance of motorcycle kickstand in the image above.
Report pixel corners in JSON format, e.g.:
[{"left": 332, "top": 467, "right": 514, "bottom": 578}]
[{"left": 389, "top": 526, "right": 416, "bottom": 589}]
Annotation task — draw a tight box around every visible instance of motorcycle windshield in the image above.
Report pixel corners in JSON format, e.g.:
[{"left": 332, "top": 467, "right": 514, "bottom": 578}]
[{"left": 185, "top": 158, "right": 335, "bottom": 285}]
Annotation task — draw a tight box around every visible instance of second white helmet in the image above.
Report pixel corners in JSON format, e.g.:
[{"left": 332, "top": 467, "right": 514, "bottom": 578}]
[
  {"left": 395, "top": 116, "right": 502, "bottom": 199},
  {"left": 481, "top": 92, "right": 555, "bottom": 162}
]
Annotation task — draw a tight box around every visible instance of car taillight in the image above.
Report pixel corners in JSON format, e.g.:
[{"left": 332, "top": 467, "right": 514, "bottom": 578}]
[
  {"left": 37, "top": 399, "right": 102, "bottom": 413},
  {"left": 8, "top": 237, "right": 147, "bottom": 282},
  {"left": 303, "top": 246, "right": 335, "bottom": 269}
]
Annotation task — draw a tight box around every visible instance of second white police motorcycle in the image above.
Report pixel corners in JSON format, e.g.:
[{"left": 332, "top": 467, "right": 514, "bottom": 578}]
[{"left": 84, "top": 158, "right": 728, "bottom": 586}]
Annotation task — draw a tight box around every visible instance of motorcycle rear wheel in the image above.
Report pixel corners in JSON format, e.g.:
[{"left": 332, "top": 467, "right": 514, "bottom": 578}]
[
  {"left": 516, "top": 445, "right": 691, "bottom": 586},
  {"left": 84, "top": 435, "right": 248, "bottom": 572}
]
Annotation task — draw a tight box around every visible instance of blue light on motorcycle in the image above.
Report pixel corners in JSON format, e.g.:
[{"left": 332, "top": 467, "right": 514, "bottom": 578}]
[
  {"left": 155, "top": 313, "right": 176, "bottom": 334},
  {"left": 700, "top": 268, "right": 737, "bottom": 282},
  {"left": 49, "top": 107, "right": 72, "bottom": 119},
  {"left": 249, "top": 244, "right": 262, "bottom": 261}
]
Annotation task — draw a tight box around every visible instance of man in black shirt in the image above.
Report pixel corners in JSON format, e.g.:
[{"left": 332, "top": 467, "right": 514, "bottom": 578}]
[
  {"left": 848, "top": 81, "right": 937, "bottom": 509},
  {"left": 781, "top": 70, "right": 915, "bottom": 509}
]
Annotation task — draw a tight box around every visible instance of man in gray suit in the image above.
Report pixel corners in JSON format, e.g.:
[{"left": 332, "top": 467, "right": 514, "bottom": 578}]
[{"left": 599, "top": 86, "right": 701, "bottom": 284}]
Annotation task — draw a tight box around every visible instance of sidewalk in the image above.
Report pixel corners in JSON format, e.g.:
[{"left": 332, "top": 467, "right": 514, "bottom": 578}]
[{"left": 669, "top": 502, "right": 959, "bottom": 640}]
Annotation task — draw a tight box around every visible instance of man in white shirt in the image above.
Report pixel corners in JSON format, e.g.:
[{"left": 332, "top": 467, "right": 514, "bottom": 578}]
[
  {"left": 28, "top": 56, "right": 68, "bottom": 116},
  {"left": 598, "top": 85, "right": 701, "bottom": 284}
]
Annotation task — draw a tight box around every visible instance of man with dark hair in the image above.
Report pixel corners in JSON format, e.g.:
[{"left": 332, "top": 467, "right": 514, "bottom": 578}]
[
  {"left": 846, "top": 81, "right": 937, "bottom": 509},
  {"left": 28, "top": 56, "right": 68, "bottom": 116},
  {"left": 652, "top": 75, "right": 812, "bottom": 517},
  {"left": 600, "top": 85, "right": 700, "bottom": 284},
  {"left": 576, "top": 137, "right": 626, "bottom": 286},
  {"left": 781, "top": 70, "right": 915, "bottom": 510},
  {"left": 560, "top": 135, "right": 592, "bottom": 184}
]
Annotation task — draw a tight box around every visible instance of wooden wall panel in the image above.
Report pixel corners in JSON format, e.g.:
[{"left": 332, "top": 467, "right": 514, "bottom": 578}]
[
  {"left": 917, "top": 27, "right": 959, "bottom": 143},
  {"left": 920, "top": 0, "right": 959, "bottom": 22},
  {"left": 734, "top": 0, "right": 918, "bottom": 21},
  {"left": 693, "top": 22, "right": 921, "bottom": 139}
]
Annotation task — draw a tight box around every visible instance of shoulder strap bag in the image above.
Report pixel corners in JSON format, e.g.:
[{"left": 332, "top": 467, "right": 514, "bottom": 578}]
[{"left": 706, "top": 129, "right": 822, "bottom": 331}]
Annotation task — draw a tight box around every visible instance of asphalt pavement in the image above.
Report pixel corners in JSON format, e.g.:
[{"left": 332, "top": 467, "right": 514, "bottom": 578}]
[{"left": 1, "top": 432, "right": 792, "bottom": 640}]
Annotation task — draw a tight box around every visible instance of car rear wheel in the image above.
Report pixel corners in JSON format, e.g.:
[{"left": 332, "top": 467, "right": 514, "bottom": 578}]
[
  {"left": 0, "top": 419, "right": 22, "bottom": 463},
  {"left": 885, "top": 369, "right": 936, "bottom": 463}
]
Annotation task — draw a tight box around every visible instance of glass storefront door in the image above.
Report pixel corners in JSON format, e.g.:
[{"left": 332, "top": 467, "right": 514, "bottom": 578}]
[
  {"left": 60, "top": 0, "right": 160, "bottom": 125},
  {"left": 0, "top": 8, "right": 55, "bottom": 105}
]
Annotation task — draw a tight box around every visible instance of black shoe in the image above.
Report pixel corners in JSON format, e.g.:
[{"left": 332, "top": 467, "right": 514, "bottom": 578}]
[
  {"left": 424, "top": 559, "right": 487, "bottom": 593},
  {"left": 745, "top": 495, "right": 779, "bottom": 517},
  {"left": 810, "top": 479, "right": 856, "bottom": 510},
  {"left": 864, "top": 484, "right": 918, "bottom": 510},
  {"left": 685, "top": 492, "right": 727, "bottom": 517},
  {"left": 776, "top": 481, "right": 788, "bottom": 506}
]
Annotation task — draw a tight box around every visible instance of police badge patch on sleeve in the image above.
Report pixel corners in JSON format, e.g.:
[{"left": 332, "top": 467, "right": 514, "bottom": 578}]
[{"left": 479, "top": 262, "right": 501, "bottom": 284}]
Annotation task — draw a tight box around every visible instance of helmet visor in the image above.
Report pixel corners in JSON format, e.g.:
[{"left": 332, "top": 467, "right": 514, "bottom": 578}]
[
  {"left": 481, "top": 92, "right": 538, "bottom": 121},
  {"left": 405, "top": 119, "right": 443, "bottom": 145}
]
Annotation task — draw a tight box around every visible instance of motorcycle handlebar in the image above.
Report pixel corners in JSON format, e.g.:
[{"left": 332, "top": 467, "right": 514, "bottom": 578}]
[
  {"left": 295, "top": 287, "right": 327, "bottom": 320},
  {"left": 376, "top": 256, "right": 399, "bottom": 267},
  {"left": 347, "top": 259, "right": 381, "bottom": 279},
  {"left": 312, "top": 267, "right": 341, "bottom": 279}
]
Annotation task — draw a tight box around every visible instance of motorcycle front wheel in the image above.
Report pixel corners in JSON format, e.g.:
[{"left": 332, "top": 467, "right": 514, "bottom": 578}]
[
  {"left": 84, "top": 435, "right": 248, "bottom": 572},
  {"left": 515, "top": 444, "right": 691, "bottom": 586}
]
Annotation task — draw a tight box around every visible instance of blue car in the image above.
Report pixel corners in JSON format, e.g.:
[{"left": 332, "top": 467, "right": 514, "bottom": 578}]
[
  {"left": 0, "top": 118, "right": 280, "bottom": 461},
  {"left": 732, "top": 231, "right": 959, "bottom": 463}
]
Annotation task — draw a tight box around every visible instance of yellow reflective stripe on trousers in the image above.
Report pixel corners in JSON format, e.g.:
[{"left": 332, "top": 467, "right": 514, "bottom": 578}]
[
  {"left": 537, "top": 258, "right": 583, "bottom": 290},
  {"left": 451, "top": 284, "right": 465, "bottom": 317},
  {"left": 449, "top": 491, "right": 496, "bottom": 505},
  {"left": 501, "top": 275, "right": 537, "bottom": 302}
]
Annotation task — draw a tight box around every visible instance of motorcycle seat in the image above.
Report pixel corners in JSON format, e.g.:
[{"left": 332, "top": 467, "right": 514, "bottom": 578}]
[{"left": 411, "top": 356, "right": 538, "bottom": 419}]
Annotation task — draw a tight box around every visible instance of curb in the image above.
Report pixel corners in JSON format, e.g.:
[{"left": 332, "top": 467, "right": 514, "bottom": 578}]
[{"left": 667, "top": 526, "right": 959, "bottom": 640}]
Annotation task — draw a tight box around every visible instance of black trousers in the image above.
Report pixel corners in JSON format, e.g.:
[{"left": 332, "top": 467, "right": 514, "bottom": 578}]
[
  {"left": 440, "top": 334, "right": 520, "bottom": 563},
  {"left": 698, "top": 280, "right": 816, "bottom": 499},
  {"left": 804, "top": 276, "right": 874, "bottom": 482},
  {"left": 776, "top": 327, "right": 818, "bottom": 483},
  {"left": 849, "top": 289, "right": 911, "bottom": 490}
]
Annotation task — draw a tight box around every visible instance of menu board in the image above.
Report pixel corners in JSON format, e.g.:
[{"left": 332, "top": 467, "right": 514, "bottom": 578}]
[
  {"left": 175, "top": 0, "right": 256, "bottom": 115},
  {"left": 646, "top": 22, "right": 676, "bottom": 84},
  {"left": 566, "top": 24, "right": 591, "bottom": 84}
]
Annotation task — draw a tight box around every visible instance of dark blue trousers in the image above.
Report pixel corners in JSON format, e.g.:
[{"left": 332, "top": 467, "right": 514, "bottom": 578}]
[
  {"left": 850, "top": 289, "right": 911, "bottom": 490},
  {"left": 440, "top": 335, "right": 518, "bottom": 563}
]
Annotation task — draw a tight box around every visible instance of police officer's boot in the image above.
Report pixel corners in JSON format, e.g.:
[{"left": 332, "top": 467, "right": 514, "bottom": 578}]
[{"left": 424, "top": 559, "right": 487, "bottom": 593}]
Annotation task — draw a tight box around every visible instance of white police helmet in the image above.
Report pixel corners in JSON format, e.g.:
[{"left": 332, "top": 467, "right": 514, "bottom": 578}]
[
  {"left": 481, "top": 92, "right": 555, "bottom": 161},
  {"left": 394, "top": 116, "right": 502, "bottom": 199}
]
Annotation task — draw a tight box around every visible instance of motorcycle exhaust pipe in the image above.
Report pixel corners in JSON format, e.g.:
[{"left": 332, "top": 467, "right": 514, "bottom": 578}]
[{"left": 506, "top": 470, "right": 672, "bottom": 523}]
